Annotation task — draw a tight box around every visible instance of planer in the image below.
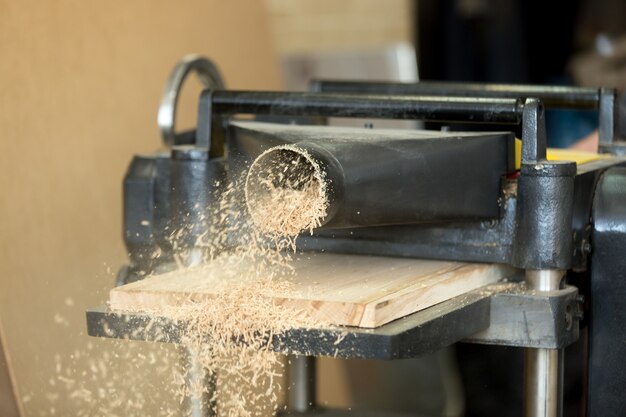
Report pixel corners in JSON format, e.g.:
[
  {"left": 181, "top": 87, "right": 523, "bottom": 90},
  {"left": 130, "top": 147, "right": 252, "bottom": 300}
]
[{"left": 86, "top": 55, "right": 626, "bottom": 417}]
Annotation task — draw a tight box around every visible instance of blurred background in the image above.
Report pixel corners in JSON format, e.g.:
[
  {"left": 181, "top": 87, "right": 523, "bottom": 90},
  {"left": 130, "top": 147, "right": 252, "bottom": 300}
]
[{"left": 1, "top": 0, "right": 625, "bottom": 416}]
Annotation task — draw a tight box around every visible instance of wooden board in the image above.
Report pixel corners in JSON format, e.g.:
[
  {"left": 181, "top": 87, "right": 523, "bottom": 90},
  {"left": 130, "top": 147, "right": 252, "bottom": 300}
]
[{"left": 109, "top": 254, "right": 514, "bottom": 328}]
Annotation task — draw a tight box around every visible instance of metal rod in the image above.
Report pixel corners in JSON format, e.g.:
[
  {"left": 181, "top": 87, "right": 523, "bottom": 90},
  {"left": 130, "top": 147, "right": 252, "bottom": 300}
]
[
  {"left": 311, "top": 80, "right": 601, "bottom": 110},
  {"left": 287, "top": 355, "right": 316, "bottom": 412},
  {"left": 526, "top": 270, "right": 565, "bottom": 292},
  {"left": 181, "top": 347, "right": 216, "bottom": 417},
  {"left": 524, "top": 270, "right": 565, "bottom": 417},
  {"left": 525, "top": 348, "right": 564, "bottom": 417},
  {"left": 211, "top": 90, "right": 523, "bottom": 124}
]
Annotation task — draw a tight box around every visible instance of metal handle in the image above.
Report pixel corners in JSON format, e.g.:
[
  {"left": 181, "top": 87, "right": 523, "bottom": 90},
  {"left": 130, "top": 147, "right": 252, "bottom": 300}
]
[
  {"left": 208, "top": 91, "right": 523, "bottom": 123},
  {"left": 311, "top": 80, "right": 603, "bottom": 109},
  {"left": 312, "top": 79, "right": 621, "bottom": 147},
  {"left": 157, "top": 55, "right": 225, "bottom": 147}
]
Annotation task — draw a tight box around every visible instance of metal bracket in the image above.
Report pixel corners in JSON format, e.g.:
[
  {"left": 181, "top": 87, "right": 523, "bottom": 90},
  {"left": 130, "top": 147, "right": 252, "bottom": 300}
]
[
  {"left": 196, "top": 89, "right": 214, "bottom": 151},
  {"left": 598, "top": 88, "right": 617, "bottom": 146},
  {"left": 521, "top": 98, "right": 547, "bottom": 163},
  {"left": 514, "top": 99, "right": 577, "bottom": 271},
  {"left": 465, "top": 284, "right": 581, "bottom": 349}
]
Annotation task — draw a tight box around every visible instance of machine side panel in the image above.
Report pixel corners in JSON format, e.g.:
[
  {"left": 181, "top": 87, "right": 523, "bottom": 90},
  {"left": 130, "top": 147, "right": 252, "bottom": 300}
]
[{"left": 588, "top": 167, "right": 626, "bottom": 416}]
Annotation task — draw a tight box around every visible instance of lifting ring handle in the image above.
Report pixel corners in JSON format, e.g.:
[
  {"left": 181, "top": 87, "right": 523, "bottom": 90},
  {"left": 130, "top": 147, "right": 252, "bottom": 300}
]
[{"left": 157, "top": 55, "right": 225, "bottom": 147}]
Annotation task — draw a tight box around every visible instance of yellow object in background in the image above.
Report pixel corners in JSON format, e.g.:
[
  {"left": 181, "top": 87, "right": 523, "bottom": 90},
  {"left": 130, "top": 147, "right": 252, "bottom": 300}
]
[{"left": 514, "top": 138, "right": 610, "bottom": 170}]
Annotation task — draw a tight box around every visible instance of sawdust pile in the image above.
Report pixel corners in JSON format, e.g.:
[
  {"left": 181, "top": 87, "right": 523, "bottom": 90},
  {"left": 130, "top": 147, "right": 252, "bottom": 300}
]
[{"left": 108, "top": 146, "right": 331, "bottom": 417}]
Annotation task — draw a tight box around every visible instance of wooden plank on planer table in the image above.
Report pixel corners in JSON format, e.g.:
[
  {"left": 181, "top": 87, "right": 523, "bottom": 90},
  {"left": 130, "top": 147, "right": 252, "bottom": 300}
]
[{"left": 109, "top": 254, "right": 514, "bottom": 328}]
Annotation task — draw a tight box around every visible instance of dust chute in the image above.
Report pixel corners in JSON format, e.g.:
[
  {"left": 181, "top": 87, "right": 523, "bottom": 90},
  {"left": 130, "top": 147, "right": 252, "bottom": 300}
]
[{"left": 239, "top": 122, "right": 515, "bottom": 231}]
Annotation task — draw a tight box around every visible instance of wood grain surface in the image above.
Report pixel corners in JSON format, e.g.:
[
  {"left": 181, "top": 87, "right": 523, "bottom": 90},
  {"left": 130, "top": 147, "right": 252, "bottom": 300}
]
[{"left": 110, "top": 254, "right": 513, "bottom": 328}]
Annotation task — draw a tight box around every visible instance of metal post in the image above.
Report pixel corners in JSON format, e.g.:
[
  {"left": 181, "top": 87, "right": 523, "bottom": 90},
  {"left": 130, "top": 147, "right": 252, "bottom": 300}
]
[
  {"left": 524, "top": 270, "right": 565, "bottom": 417},
  {"left": 287, "top": 355, "right": 316, "bottom": 412},
  {"left": 181, "top": 347, "right": 216, "bottom": 417}
]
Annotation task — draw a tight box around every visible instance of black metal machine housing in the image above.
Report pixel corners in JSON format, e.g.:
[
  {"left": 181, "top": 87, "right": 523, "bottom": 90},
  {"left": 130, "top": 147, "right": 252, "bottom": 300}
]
[
  {"left": 121, "top": 90, "right": 587, "bottom": 275},
  {"left": 104, "top": 58, "right": 626, "bottom": 417},
  {"left": 235, "top": 121, "right": 514, "bottom": 228}
]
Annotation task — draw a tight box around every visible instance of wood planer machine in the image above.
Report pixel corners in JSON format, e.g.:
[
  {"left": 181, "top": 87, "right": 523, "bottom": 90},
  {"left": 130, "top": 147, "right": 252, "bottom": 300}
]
[{"left": 87, "top": 56, "right": 626, "bottom": 417}]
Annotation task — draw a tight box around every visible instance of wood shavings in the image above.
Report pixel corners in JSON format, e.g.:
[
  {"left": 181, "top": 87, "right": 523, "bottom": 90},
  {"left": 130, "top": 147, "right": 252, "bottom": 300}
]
[
  {"left": 106, "top": 148, "right": 332, "bottom": 416},
  {"left": 245, "top": 145, "right": 328, "bottom": 241}
]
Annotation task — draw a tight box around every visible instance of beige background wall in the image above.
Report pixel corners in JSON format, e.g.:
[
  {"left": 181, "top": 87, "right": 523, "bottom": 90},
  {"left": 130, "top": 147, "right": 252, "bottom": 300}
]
[
  {"left": 0, "top": 1, "right": 416, "bottom": 415},
  {"left": 264, "top": 0, "right": 418, "bottom": 410},
  {"left": 0, "top": 1, "right": 280, "bottom": 415},
  {"left": 266, "top": 0, "right": 413, "bottom": 54}
]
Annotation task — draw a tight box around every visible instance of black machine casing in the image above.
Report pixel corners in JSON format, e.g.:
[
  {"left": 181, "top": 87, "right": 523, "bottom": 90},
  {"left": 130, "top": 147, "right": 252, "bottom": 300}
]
[
  {"left": 116, "top": 80, "right": 626, "bottom": 416},
  {"left": 230, "top": 121, "right": 515, "bottom": 228}
]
